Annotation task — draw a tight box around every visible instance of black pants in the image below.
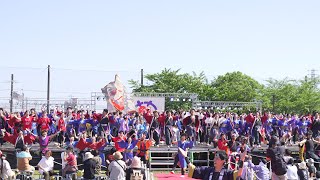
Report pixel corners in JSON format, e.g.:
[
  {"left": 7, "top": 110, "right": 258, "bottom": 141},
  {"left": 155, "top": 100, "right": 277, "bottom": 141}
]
[
  {"left": 42, "top": 170, "right": 55, "bottom": 180},
  {"left": 165, "top": 127, "right": 171, "bottom": 145},
  {"left": 139, "top": 155, "right": 150, "bottom": 168},
  {"left": 172, "top": 153, "right": 190, "bottom": 174},
  {"left": 58, "top": 131, "right": 66, "bottom": 145},
  {"left": 306, "top": 151, "right": 320, "bottom": 170},
  {"left": 253, "top": 129, "right": 260, "bottom": 145},
  {"left": 151, "top": 130, "right": 159, "bottom": 145}
]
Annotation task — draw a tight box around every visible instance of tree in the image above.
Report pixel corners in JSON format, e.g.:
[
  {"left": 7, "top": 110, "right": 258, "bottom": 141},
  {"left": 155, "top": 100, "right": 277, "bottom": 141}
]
[
  {"left": 210, "top": 71, "right": 263, "bottom": 102},
  {"left": 262, "top": 78, "right": 320, "bottom": 114},
  {"left": 129, "top": 68, "right": 213, "bottom": 110}
]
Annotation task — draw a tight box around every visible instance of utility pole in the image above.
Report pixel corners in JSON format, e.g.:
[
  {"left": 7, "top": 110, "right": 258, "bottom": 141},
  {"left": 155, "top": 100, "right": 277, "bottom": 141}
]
[
  {"left": 141, "top": 69, "right": 144, "bottom": 87},
  {"left": 10, "top": 74, "right": 13, "bottom": 113},
  {"left": 47, "top": 65, "right": 50, "bottom": 113}
]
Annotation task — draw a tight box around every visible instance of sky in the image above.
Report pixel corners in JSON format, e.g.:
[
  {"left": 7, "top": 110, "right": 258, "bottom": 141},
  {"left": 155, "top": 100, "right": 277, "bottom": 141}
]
[{"left": 0, "top": 0, "right": 319, "bottom": 101}]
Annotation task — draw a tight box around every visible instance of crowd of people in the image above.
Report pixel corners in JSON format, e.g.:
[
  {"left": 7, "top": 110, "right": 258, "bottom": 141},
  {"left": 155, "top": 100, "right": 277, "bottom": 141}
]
[{"left": 0, "top": 106, "right": 320, "bottom": 179}]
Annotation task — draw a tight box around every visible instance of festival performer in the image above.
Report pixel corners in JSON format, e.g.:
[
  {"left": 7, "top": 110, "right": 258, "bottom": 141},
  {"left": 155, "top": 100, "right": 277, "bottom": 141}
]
[
  {"left": 136, "top": 116, "right": 147, "bottom": 139},
  {"left": 119, "top": 115, "right": 130, "bottom": 134},
  {"left": 136, "top": 131, "right": 153, "bottom": 166},
  {"left": 109, "top": 130, "right": 127, "bottom": 152},
  {"left": 298, "top": 117, "right": 311, "bottom": 139},
  {"left": 37, "top": 130, "right": 60, "bottom": 154},
  {"left": 170, "top": 133, "right": 194, "bottom": 176},
  {"left": 217, "top": 133, "right": 229, "bottom": 154},
  {"left": 54, "top": 111, "right": 72, "bottom": 147},
  {"left": 312, "top": 113, "right": 320, "bottom": 138},
  {"left": 204, "top": 113, "right": 215, "bottom": 146},
  {"left": 98, "top": 109, "right": 109, "bottom": 136},
  {"left": 21, "top": 110, "right": 33, "bottom": 133},
  {"left": 252, "top": 112, "right": 262, "bottom": 147},
  {"left": 150, "top": 111, "right": 160, "bottom": 147},
  {"left": 164, "top": 111, "right": 173, "bottom": 146},
  {"left": 183, "top": 109, "right": 199, "bottom": 144},
  {"left": 298, "top": 130, "right": 320, "bottom": 168},
  {"left": 37, "top": 111, "right": 51, "bottom": 134},
  {"left": 118, "top": 131, "right": 139, "bottom": 165}
]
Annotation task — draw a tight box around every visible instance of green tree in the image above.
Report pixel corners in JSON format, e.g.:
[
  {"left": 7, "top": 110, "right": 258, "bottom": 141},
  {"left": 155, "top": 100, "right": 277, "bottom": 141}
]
[
  {"left": 210, "top": 71, "right": 263, "bottom": 102},
  {"left": 262, "top": 78, "right": 320, "bottom": 114},
  {"left": 129, "top": 68, "right": 213, "bottom": 110}
]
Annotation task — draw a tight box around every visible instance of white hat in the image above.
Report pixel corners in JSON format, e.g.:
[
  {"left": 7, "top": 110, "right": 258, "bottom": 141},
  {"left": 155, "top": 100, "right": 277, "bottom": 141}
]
[
  {"left": 131, "top": 156, "right": 141, "bottom": 168},
  {"left": 83, "top": 152, "right": 94, "bottom": 161},
  {"left": 298, "top": 161, "right": 307, "bottom": 169}
]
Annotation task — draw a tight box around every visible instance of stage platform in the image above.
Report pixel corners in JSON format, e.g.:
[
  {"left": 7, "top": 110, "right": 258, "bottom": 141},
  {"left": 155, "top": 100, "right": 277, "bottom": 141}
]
[{"left": 0, "top": 142, "right": 301, "bottom": 170}]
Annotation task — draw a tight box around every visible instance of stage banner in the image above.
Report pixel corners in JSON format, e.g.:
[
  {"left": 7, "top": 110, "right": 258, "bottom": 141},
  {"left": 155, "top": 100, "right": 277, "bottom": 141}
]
[{"left": 132, "top": 96, "right": 165, "bottom": 113}]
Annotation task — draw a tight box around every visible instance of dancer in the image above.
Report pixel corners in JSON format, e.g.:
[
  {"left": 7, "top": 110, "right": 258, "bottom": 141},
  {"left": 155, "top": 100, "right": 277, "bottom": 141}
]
[{"left": 170, "top": 133, "right": 194, "bottom": 177}]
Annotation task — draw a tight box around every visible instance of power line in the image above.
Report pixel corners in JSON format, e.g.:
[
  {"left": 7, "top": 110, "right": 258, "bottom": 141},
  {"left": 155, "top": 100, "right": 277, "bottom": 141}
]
[
  {"left": 0, "top": 66, "right": 47, "bottom": 70},
  {"left": 51, "top": 67, "right": 140, "bottom": 73},
  {"left": 19, "top": 89, "right": 89, "bottom": 94}
]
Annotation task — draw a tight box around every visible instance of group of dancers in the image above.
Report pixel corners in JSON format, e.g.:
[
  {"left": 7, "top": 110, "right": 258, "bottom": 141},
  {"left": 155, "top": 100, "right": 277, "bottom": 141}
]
[{"left": 0, "top": 107, "right": 320, "bottom": 176}]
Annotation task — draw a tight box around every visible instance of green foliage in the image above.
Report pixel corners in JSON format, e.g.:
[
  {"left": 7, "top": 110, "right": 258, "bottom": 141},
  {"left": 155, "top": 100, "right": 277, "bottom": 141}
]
[
  {"left": 210, "top": 71, "right": 263, "bottom": 102},
  {"left": 129, "top": 69, "right": 320, "bottom": 114}
]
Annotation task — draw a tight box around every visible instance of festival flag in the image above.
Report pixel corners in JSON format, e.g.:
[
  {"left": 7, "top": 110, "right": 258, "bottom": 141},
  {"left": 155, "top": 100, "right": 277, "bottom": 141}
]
[{"left": 101, "top": 75, "right": 135, "bottom": 112}]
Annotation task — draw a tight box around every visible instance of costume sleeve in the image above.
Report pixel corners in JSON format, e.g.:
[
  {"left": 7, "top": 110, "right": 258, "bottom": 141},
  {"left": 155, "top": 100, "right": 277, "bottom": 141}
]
[{"left": 187, "top": 164, "right": 208, "bottom": 179}]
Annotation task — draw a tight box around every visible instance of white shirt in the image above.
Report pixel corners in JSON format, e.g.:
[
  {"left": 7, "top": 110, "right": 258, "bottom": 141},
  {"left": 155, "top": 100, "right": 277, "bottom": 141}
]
[
  {"left": 108, "top": 160, "right": 126, "bottom": 180},
  {"left": 0, "top": 159, "right": 14, "bottom": 179},
  {"left": 37, "top": 156, "right": 54, "bottom": 174},
  {"left": 61, "top": 152, "right": 66, "bottom": 169},
  {"left": 287, "top": 165, "right": 298, "bottom": 180}
]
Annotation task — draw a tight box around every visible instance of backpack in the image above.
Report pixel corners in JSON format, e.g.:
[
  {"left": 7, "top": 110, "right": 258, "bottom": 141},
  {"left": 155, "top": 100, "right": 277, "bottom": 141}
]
[
  {"left": 273, "top": 147, "right": 288, "bottom": 175},
  {"left": 130, "top": 169, "right": 143, "bottom": 180}
]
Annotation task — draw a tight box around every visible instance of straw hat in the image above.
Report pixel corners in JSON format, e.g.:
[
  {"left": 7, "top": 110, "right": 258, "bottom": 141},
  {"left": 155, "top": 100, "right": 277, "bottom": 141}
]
[
  {"left": 83, "top": 152, "right": 94, "bottom": 161},
  {"left": 113, "top": 151, "right": 123, "bottom": 160},
  {"left": 131, "top": 156, "right": 141, "bottom": 168}
]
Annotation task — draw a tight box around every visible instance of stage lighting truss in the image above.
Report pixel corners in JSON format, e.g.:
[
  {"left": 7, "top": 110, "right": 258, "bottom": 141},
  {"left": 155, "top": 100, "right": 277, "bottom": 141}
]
[
  {"left": 132, "top": 92, "right": 199, "bottom": 103},
  {"left": 192, "top": 101, "right": 262, "bottom": 111}
]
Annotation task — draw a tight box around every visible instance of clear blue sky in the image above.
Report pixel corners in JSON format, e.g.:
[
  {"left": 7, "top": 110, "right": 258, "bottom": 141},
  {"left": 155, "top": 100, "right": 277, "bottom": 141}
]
[{"left": 0, "top": 0, "right": 319, "bottom": 99}]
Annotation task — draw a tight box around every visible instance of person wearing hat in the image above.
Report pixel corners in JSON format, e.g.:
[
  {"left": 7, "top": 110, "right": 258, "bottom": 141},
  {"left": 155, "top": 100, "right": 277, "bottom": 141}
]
[
  {"left": 186, "top": 150, "right": 246, "bottom": 179},
  {"left": 0, "top": 151, "right": 15, "bottom": 180},
  {"left": 306, "top": 158, "right": 316, "bottom": 179},
  {"left": 17, "top": 145, "right": 35, "bottom": 175},
  {"left": 297, "top": 161, "right": 309, "bottom": 180},
  {"left": 126, "top": 156, "right": 146, "bottom": 180},
  {"left": 108, "top": 151, "right": 126, "bottom": 180},
  {"left": 83, "top": 152, "right": 96, "bottom": 180}
]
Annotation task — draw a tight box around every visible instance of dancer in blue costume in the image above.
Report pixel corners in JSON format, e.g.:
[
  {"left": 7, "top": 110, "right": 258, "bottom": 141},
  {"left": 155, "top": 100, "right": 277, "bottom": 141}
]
[{"left": 170, "top": 133, "right": 194, "bottom": 177}]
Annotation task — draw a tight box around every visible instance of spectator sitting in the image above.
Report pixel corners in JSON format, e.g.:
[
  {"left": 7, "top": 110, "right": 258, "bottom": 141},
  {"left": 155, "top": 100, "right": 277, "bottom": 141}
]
[
  {"left": 286, "top": 158, "right": 298, "bottom": 180},
  {"left": 91, "top": 150, "right": 102, "bottom": 174},
  {"left": 108, "top": 151, "right": 126, "bottom": 180},
  {"left": 16, "top": 145, "right": 34, "bottom": 175},
  {"left": 62, "top": 146, "right": 77, "bottom": 177},
  {"left": 297, "top": 161, "right": 309, "bottom": 180},
  {"left": 0, "top": 151, "right": 15, "bottom": 180},
  {"left": 83, "top": 152, "right": 96, "bottom": 180},
  {"left": 126, "top": 156, "right": 146, "bottom": 180},
  {"left": 37, "top": 150, "right": 55, "bottom": 180}
]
